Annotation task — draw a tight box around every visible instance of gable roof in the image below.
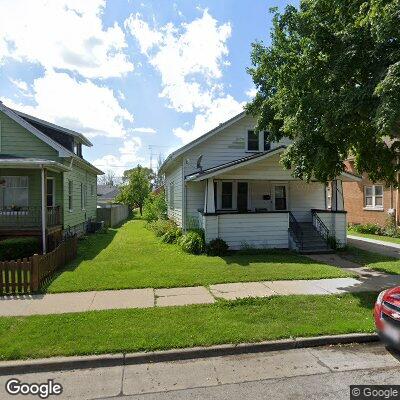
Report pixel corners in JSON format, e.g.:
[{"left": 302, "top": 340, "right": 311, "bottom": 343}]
[
  {"left": 0, "top": 102, "right": 73, "bottom": 157},
  {"left": 13, "top": 109, "right": 93, "bottom": 147},
  {"left": 186, "top": 146, "right": 286, "bottom": 181},
  {"left": 160, "top": 111, "right": 247, "bottom": 173}
]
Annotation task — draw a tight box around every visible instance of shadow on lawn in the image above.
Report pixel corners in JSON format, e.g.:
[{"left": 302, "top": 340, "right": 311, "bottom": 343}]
[
  {"left": 39, "top": 228, "right": 118, "bottom": 293},
  {"left": 220, "top": 249, "right": 325, "bottom": 267}
]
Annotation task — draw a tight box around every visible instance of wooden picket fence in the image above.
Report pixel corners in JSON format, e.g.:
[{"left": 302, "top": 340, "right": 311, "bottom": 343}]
[{"left": 0, "top": 235, "right": 78, "bottom": 295}]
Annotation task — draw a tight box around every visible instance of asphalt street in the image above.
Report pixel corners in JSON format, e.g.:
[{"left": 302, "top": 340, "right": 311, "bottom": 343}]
[{"left": 1, "top": 342, "right": 399, "bottom": 400}]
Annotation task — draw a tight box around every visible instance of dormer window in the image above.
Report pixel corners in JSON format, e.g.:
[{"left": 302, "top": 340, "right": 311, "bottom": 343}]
[
  {"left": 247, "top": 130, "right": 271, "bottom": 152},
  {"left": 74, "top": 142, "right": 82, "bottom": 157}
]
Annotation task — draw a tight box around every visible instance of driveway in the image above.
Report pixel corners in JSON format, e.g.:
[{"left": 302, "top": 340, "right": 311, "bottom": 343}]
[{"left": 348, "top": 235, "right": 400, "bottom": 258}]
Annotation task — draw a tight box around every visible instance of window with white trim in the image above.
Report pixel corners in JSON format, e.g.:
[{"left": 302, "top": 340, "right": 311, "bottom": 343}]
[
  {"left": 221, "top": 182, "right": 233, "bottom": 209},
  {"left": 364, "top": 185, "right": 383, "bottom": 209},
  {"left": 81, "top": 183, "right": 87, "bottom": 209},
  {"left": 169, "top": 182, "right": 174, "bottom": 210},
  {"left": 0, "top": 176, "right": 28, "bottom": 208},
  {"left": 247, "top": 130, "right": 271, "bottom": 152}
]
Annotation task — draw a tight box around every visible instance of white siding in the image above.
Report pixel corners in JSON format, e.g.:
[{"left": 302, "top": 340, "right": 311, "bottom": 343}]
[
  {"left": 185, "top": 181, "right": 205, "bottom": 228},
  {"left": 183, "top": 115, "right": 291, "bottom": 176},
  {"left": 315, "top": 211, "right": 347, "bottom": 247},
  {"left": 165, "top": 162, "right": 183, "bottom": 227},
  {"left": 289, "top": 181, "right": 326, "bottom": 222},
  {"left": 203, "top": 212, "right": 289, "bottom": 250}
]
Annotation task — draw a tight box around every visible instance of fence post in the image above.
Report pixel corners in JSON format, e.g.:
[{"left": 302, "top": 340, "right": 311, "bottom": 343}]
[{"left": 30, "top": 254, "right": 40, "bottom": 292}]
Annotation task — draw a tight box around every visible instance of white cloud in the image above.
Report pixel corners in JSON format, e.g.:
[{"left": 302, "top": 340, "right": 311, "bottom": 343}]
[
  {"left": 92, "top": 137, "right": 144, "bottom": 175},
  {"left": 125, "top": 9, "right": 232, "bottom": 112},
  {"left": 1, "top": 70, "right": 133, "bottom": 138},
  {"left": 0, "top": 0, "right": 133, "bottom": 79},
  {"left": 246, "top": 87, "right": 257, "bottom": 98},
  {"left": 9, "top": 78, "right": 29, "bottom": 92},
  {"left": 131, "top": 127, "right": 156, "bottom": 134},
  {"left": 174, "top": 95, "right": 244, "bottom": 144}
]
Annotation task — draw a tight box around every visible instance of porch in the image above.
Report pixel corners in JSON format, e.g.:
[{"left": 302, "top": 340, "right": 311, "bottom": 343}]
[{"left": 0, "top": 158, "right": 69, "bottom": 252}]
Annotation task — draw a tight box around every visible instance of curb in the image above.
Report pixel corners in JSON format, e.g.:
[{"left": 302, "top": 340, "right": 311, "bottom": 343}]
[{"left": 0, "top": 333, "right": 379, "bottom": 375}]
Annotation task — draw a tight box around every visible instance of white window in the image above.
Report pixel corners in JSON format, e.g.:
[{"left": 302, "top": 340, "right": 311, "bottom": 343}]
[
  {"left": 91, "top": 184, "right": 94, "bottom": 197},
  {"left": 364, "top": 185, "right": 383, "bottom": 209},
  {"left": 169, "top": 182, "right": 174, "bottom": 210},
  {"left": 247, "top": 130, "right": 271, "bottom": 152},
  {"left": 68, "top": 180, "right": 73, "bottom": 211},
  {"left": 0, "top": 176, "right": 28, "bottom": 208},
  {"left": 221, "top": 181, "right": 233, "bottom": 209}
]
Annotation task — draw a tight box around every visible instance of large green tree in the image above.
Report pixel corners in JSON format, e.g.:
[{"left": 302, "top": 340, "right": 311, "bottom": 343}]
[
  {"left": 117, "top": 165, "right": 151, "bottom": 215},
  {"left": 247, "top": 0, "right": 400, "bottom": 185}
]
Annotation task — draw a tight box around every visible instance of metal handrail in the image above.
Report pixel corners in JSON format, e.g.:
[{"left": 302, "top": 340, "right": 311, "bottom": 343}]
[
  {"left": 288, "top": 211, "right": 303, "bottom": 250},
  {"left": 312, "top": 210, "right": 330, "bottom": 245}
]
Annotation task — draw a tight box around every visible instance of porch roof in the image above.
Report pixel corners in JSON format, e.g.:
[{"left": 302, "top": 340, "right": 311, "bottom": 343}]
[
  {"left": 185, "top": 146, "right": 362, "bottom": 182},
  {"left": 0, "top": 155, "right": 70, "bottom": 172}
]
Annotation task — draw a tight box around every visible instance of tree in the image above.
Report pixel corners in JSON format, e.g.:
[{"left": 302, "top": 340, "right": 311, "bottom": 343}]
[
  {"left": 116, "top": 165, "right": 151, "bottom": 215},
  {"left": 98, "top": 170, "right": 117, "bottom": 186},
  {"left": 122, "top": 166, "right": 154, "bottom": 183},
  {"left": 153, "top": 155, "right": 165, "bottom": 189},
  {"left": 246, "top": 0, "right": 400, "bottom": 185}
]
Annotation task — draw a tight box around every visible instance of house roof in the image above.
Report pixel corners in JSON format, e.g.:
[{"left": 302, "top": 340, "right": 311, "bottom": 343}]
[
  {"left": 160, "top": 111, "right": 247, "bottom": 173},
  {"left": 13, "top": 109, "right": 93, "bottom": 147},
  {"left": 0, "top": 102, "right": 103, "bottom": 175},
  {"left": 185, "top": 145, "right": 362, "bottom": 182},
  {"left": 0, "top": 102, "right": 73, "bottom": 157},
  {"left": 186, "top": 146, "right": 287, "bottom": 181},
  {"left": 97, "top": 185, "right": 120, "bottom": 201},
  {"left": 0, "top": 156, "right": 70, "bottom": 172}
]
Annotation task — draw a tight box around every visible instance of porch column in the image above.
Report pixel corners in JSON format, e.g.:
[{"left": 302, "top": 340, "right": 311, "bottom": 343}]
[
  {"left": 205, "top": 178, "right": 215, "bottom": 213},
  {"left": 331, "top": 179, "right": 344, "bottom": 211},
  {"left": 41, "top": 167, "right": 47, "bottom": 254}
]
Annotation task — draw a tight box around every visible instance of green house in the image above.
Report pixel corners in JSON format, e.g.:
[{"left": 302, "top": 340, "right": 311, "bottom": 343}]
[{"left": 0, "top": 102, "right": 103, "bottom": 252}]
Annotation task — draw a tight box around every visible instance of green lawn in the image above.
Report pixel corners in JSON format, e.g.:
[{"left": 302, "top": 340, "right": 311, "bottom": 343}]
[
  {"left": 348, "top": 229, "right": 400, "bottom": 245},
  {"left": 45, "top": 220, "right": 353, "bottom": 293},
  {"left": 0, "top": 293, "right": 376, "bottom": 361},
  {"left": 340, "top": 245, "right": 400, "bottom": 275}
]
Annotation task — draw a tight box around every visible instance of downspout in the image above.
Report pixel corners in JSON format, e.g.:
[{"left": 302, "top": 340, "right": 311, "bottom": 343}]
[{"left": 41, "top": 166, "right": 47, "bottom": 254}]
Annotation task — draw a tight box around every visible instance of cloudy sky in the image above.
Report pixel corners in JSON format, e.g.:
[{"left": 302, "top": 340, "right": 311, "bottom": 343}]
[{"left": 0, "top": 0, "right": 294, "bottom": 175}]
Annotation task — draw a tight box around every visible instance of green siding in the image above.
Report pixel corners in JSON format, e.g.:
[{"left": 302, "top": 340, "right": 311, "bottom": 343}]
[
  {"left": 0, "top": 111, "right": 58, "bottom": 159},
  {"left": 0, "top": 110, "right": 99, "bottom": 231},
  {"left": 62, "top": 161, "right": 97, "bottom": 229}
]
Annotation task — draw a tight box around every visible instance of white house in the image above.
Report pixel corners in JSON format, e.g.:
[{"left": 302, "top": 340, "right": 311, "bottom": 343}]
[{"left": 160, "top": 112, "right": 361, "bottom": 253}]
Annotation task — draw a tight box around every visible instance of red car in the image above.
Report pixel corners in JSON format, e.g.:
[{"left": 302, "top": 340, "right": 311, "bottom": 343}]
[{"left": 374, "top": 287, "right": 400, "bottom": 349}]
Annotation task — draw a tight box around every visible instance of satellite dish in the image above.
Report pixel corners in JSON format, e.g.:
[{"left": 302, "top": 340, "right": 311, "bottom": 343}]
[{"left": 196, "top": 155, "right": 203, "bottom": 172}]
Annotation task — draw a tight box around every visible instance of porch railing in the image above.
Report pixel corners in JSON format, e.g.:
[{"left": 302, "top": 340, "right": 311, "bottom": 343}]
[
  {"left": 0, "top": 206, "right": 62, "bottom": 229},
  {"left": 288, "top": 211, "right": 303, "bottom": 250},
  {"left": 311, "top": 210, "right": 330, "bottom": 243}
]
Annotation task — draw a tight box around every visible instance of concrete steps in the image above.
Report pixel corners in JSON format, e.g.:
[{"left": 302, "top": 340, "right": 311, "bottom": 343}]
[{"left": 298, "top": 222, "right": 333, "bottom": 254}]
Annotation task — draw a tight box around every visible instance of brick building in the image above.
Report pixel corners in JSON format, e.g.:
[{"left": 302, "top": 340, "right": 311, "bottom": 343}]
[{"left": 341, "top": 160, "right": 398, "bottom": 227}]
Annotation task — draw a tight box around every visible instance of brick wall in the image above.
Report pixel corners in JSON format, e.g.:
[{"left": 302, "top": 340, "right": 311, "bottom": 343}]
[{"left": 343, "top": 161, "right": 395, "bottom": 227}]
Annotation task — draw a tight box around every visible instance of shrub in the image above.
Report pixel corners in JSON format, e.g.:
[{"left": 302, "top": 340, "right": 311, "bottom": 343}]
[
  {"left": 0, "top": 237, "right": 40, "bottom": 261},
  {"left": 206, "top": 238, "right": 229, "bottom": 256},
  {"left": 148, "top": 219, "right": 176, "bottom": 237},
  {"left": 161, "top": 227, "right": 182, "bottom": 244},
  {"left": 143, "top": 191, "right": 167, "bottom": 222},
  {"left": 178, "top": 231, "right": 205, "bottom": 254},
  {"left": 350, "top": 223, "right": 383, "bottom": 235}
]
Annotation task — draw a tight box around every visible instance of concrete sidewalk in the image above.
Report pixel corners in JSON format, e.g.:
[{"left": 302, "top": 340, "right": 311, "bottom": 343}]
[
  {"left": 2, "top": 273, "right": 400, "bottom": 317},
  {"left": 348, "top": 235, "right": 400, "bottom": 258}
]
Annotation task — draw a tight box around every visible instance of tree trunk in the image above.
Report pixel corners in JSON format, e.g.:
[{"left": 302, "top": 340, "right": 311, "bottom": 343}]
[{"left": 139, "top": 205, "right": 143, "bottom": 215}]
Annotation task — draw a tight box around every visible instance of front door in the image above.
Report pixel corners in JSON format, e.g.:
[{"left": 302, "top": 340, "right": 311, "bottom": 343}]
[
  {"left": 237, "top": 182, "right": 248, "bottom": 212},
  {"left": 274, "top": 185, "right": 287, "bottom": 210}
]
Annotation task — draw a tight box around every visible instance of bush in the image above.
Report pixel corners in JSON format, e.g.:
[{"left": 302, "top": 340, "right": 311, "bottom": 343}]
[
  {"left": 148, "top": 219, "right": 176, "bottom": 237},
  {"left": 178, "top": 231, "right": 205, "bottom": 254},
  {"left": 350, "top": 223, "right": 383, "bottom": 235},
  {"left": 206, "top": 238, "right": 229, "bottom": 256},
  {"left": 161, "top": 227, "right": 182, "bottom": 244},
  {"left": 0, "top": 237, "right": 40, "bottom": 261},
  {"left": 143, "top": 191, "right": 167, "bottom": 222}
]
